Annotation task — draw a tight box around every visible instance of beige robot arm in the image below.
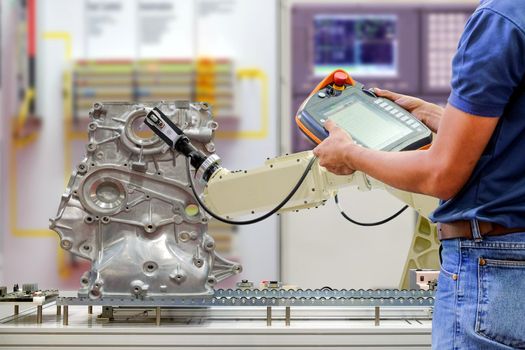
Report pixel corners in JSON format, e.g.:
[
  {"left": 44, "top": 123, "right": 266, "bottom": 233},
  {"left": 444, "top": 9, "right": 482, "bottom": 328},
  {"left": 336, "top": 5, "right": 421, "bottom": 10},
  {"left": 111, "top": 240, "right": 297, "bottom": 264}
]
[
  {"left": 202, "top": 150, "right": 441, "bottom": 289},
  {"left": 202, "top": 150, "right": 438, "bottom": 219}
]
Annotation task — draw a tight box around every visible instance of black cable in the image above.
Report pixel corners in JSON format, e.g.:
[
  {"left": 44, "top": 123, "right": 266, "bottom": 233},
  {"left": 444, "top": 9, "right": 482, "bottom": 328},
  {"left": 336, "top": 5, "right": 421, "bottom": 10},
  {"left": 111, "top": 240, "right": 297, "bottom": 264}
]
[
  {"left": 334, "top": 194, "right": 409, "bottom": 227},
  {"left": 320, "top": 286, "right": 334, "bottom": 291},
  {"left": 186, "top": 156, "right": 318, "bottom": 225}
]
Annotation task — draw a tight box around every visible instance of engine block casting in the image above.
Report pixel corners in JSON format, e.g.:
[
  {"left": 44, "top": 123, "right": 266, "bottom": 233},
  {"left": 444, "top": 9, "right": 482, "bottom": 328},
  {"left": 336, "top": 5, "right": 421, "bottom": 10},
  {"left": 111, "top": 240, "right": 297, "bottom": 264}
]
[{"left": 50, "top": 101, "right": 241, "bottom": 299}]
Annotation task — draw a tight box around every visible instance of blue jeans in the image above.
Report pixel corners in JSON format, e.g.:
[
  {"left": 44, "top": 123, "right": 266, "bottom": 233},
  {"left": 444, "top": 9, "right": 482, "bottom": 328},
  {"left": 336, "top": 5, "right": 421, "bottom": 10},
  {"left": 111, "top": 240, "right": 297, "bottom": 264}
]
[{"left": 432, "top": 232, "right": 525, "bottom": 349}]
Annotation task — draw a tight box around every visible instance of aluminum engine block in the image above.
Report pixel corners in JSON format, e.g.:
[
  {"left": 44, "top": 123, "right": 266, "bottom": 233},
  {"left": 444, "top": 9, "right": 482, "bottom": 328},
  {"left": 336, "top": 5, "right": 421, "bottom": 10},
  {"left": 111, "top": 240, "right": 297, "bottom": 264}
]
[{"left": 50, "top": 101, "right": 242, "bottom": 299}]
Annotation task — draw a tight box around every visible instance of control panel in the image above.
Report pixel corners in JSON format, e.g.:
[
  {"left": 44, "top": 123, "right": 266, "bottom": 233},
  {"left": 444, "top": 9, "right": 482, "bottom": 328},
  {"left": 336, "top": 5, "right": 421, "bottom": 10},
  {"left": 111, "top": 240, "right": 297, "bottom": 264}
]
[{"left": 296, "top": 70, "right": 432, "bottom": 151}]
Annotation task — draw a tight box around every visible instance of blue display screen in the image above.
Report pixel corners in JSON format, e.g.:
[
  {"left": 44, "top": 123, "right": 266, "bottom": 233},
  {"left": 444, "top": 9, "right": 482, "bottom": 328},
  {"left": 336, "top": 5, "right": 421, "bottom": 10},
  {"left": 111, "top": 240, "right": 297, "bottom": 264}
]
[{"left": 313, "top": 15, "right": 398, "bottom": 77}]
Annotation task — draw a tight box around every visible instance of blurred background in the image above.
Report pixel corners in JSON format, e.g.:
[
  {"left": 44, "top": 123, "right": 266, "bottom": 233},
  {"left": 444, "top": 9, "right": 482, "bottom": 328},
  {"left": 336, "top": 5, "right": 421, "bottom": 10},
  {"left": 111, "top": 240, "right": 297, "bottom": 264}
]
[{"left": 0, "top": 0, "right": 477, "bottom": 292}]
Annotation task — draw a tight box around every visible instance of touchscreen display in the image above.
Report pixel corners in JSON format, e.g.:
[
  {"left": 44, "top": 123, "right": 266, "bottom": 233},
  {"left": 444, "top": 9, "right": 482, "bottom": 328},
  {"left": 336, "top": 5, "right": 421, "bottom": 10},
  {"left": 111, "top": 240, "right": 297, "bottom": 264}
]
[
  {"left": 313, "top": 14, "right": 398, "bottom": 77},
  {"left": 324, "top": 100, "right": 411, "bottom": 150}
]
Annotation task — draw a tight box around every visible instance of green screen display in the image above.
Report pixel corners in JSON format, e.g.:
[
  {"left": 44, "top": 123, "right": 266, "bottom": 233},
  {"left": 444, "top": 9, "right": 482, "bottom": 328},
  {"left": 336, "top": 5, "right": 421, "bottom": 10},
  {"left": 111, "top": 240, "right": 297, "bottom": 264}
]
[{"left": 325, "top": 100, "right": 411, "bottom": 150}]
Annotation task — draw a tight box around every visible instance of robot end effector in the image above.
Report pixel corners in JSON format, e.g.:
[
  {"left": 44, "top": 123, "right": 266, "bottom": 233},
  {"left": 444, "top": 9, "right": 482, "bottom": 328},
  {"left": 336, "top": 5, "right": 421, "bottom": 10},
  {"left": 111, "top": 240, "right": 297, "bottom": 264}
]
[{"left": 145, "top": 107, "right": 221, "bottom": 184}]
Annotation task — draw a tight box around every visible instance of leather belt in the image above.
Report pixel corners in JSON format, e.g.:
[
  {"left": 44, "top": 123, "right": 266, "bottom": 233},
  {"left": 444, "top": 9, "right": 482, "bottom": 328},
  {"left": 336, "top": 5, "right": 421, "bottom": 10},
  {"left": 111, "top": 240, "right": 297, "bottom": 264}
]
[{"left": 438, "top": 220, "right": 525, "bottom": 241}]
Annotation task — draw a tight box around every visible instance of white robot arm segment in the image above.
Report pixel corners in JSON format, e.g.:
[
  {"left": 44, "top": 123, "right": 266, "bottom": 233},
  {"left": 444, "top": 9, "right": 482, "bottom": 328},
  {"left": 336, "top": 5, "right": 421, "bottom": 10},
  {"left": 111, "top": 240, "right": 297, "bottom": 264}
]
[{"left": 202, "top": 151, "right": 438, "bottom": 220}]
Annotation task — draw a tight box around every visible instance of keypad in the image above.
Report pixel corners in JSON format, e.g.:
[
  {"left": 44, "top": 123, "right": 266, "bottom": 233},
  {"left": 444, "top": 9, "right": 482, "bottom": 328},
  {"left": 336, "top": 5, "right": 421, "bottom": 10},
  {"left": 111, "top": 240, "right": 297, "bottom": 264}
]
[
  {"left": 427, "top": 12, "right": 469, "bottom": 90},
  {"left": 374, "top": 100, "right": 426, "bottom": 136}
]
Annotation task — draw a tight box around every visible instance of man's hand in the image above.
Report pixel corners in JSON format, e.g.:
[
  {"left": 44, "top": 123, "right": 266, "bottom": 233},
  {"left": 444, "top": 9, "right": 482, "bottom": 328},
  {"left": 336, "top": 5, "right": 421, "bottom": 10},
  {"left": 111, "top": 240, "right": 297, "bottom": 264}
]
[
  {"left": 374, "top": 88, "right": 443, "bottom": 133},
  {"left": 313, "top": 120, "right": 358, "bottom": 175}
]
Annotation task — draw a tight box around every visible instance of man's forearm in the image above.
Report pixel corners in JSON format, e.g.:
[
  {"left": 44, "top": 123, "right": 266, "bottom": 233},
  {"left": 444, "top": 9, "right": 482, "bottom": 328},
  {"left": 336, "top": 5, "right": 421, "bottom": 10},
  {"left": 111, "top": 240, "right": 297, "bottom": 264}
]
[
  {"left": 315, "top": 105, "right": 499, "bottom": 200},
  {"left": 345, "top": 146, "right": 445, "bottom": 198}
]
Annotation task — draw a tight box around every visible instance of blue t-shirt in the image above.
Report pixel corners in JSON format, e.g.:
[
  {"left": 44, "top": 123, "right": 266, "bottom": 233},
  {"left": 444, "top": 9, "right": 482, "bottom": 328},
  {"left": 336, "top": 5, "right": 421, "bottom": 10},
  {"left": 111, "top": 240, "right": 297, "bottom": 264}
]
[{"left": 430, "top": 0, "right": 525, "bottom": 227}]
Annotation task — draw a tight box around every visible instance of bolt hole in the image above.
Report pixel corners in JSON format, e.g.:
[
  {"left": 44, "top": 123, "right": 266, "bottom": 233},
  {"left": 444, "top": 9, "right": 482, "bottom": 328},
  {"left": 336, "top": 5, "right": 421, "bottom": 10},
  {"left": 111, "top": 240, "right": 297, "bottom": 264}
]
[
  {"left": 143, "top": 261, "right": 158, "bottom": 273},
  {"left": 179, "top": 232, "right": 190, "bottom": 242},
  {"left": 89, "top": 290, "right": 100, "bottom": 299}
]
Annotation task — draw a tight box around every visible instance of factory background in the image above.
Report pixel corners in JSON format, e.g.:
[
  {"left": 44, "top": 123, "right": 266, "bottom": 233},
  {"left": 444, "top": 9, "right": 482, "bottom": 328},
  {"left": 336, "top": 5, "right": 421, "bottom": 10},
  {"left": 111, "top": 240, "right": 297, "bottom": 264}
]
[{"left": 0, "top": 0, "right": 478, "bottom": 293}]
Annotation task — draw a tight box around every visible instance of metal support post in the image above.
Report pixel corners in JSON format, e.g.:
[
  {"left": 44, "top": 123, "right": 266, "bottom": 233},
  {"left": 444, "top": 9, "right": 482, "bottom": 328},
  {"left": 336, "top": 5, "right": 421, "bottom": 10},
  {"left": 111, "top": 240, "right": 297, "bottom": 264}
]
[
  {"left": 266, "top": 306, "right": 272, "bottom": 326},
  {"left": 374, "top": 306, "right": 380, "bottom": 326},
  {"left": 285, "top": 306, "right": 291, "bottom": 326},
  {"left": 63, "top": 305, "right": 69, "bottom": 326},
  {"left": 36, "top": 305, "right": 43, "bottom": 324},
  {"left": 155, "top": 307, "right": 161, "bottom": 326}
]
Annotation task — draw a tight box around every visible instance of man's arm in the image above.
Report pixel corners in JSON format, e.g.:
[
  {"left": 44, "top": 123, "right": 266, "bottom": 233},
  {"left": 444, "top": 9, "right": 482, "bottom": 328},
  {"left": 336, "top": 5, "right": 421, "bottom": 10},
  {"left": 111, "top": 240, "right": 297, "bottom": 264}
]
[{"left": 313, "top": 104, "right": 499, "bottom": 200}]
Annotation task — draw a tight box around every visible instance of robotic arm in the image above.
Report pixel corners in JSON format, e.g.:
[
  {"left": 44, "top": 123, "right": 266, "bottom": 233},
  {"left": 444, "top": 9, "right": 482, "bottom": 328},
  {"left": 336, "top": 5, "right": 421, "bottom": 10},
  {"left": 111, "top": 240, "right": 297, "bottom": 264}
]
[
  {"left": 145, "top": 107, "right": 438, "bottom": 223},
  {"left": 204, "top": 151, "right": 438, "bottom": 219}
]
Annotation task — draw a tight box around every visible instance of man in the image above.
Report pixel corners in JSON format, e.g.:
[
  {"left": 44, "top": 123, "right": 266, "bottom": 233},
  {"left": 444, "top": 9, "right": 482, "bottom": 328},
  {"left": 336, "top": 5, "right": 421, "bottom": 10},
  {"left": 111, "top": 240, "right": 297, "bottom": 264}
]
[{"left": 313, "top": 1, "right": 525, "bottom": 349}]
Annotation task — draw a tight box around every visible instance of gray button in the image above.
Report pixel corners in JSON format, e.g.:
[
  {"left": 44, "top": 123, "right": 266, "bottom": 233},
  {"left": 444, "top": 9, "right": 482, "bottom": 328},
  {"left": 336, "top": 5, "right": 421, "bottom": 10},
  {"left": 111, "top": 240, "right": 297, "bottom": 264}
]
[
  {"left": 411, "top": 124, "right": 418, "bottom": 129},
  {"left": 318, "top": 92, "right": 326, "bottom": 98},
  {"left": 374, "top": 99, "right": 382, "bottom": 104},
  {"left": 391, "top": 108, "right": 399, "bottom": 113},
  {"left": 401, "top": 116, "right": 409, "bottom": 121},
  {"left": 406, "top": 120, "right": 414, "bottom": 125},
  {"left": 384, "top": 106, "right": 393, "bottom": 111},
  {"left": 396, "top": 112, "right": 404, "bottom": 118},
  {"left": 380, "top": 102, "right": 388, "bottom": 108}
]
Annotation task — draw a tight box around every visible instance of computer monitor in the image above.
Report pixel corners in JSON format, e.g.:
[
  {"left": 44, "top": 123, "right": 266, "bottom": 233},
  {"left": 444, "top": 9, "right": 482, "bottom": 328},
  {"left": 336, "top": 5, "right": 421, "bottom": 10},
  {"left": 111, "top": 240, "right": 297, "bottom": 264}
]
[
  {"left": 291, "top": 5, "right": 419, "bottom": 96},
  {"left": 313, "top": 14, "right": 398, "bottom": 78}
]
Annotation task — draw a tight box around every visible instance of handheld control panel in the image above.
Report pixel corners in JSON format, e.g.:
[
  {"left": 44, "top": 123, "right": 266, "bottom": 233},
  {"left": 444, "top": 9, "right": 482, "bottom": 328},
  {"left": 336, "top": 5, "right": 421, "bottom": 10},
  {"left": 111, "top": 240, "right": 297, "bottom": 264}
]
[{"left": 295, "top": 70, "right": 432, "bottom": 151}]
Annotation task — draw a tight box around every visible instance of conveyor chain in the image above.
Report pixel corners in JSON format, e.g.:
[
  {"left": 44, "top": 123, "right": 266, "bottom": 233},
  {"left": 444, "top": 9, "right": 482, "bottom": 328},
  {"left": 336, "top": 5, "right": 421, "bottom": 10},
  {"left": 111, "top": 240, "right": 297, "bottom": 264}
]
[{"left": 58, "top": 289, "right": 435, "bottom": 307}]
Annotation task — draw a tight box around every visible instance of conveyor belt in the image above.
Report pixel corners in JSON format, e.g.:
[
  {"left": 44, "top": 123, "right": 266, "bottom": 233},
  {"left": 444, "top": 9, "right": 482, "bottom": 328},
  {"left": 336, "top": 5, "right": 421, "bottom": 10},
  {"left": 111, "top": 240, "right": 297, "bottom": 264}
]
[{"left": 58, "top": 289, "right": 435, "bottom": 308}]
